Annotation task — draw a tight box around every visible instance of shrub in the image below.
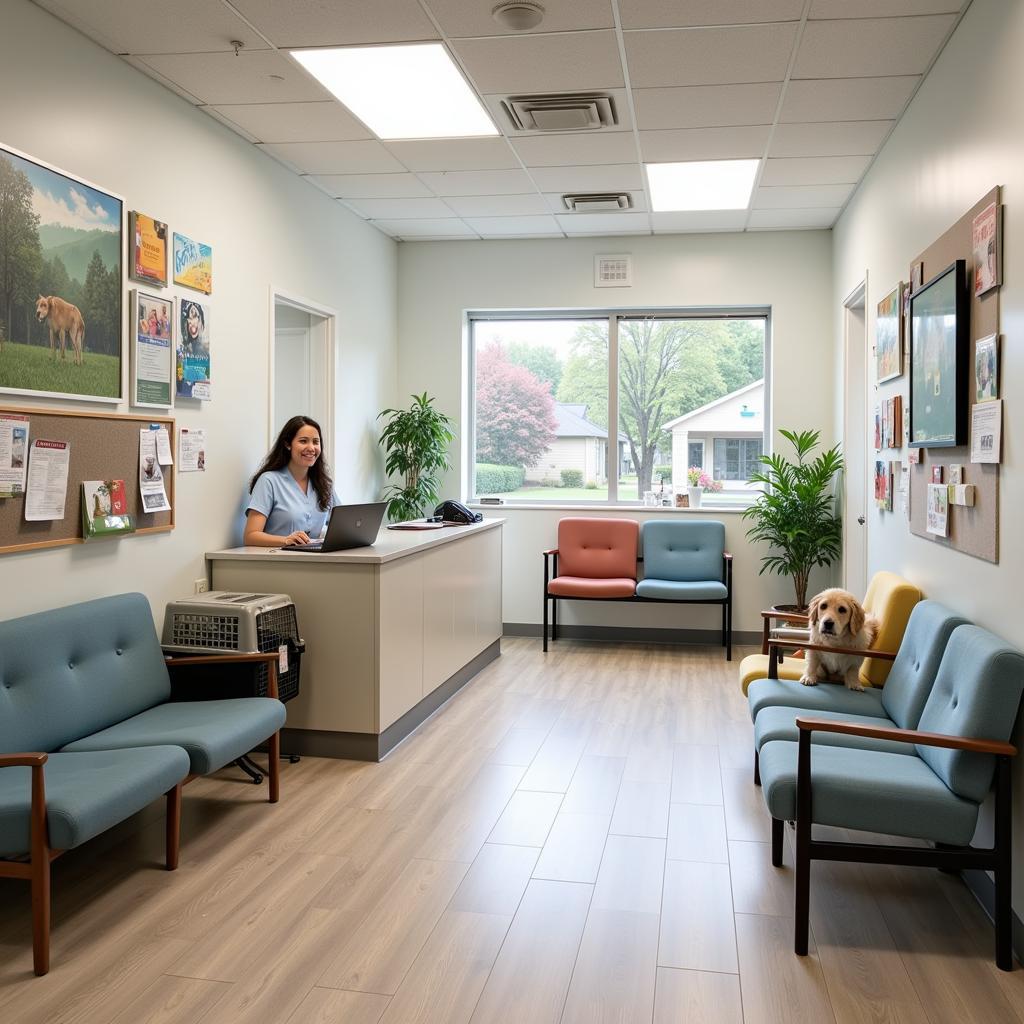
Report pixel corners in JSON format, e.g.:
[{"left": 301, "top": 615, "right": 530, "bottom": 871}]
[
  {"left": 585, "top": 480, "right": 598, "bottom": 490},
  {"left": 560, "top": 469, "right": 584, "bottom": 488},
  {"left": 655, "top": 464, "right": 671, "bottom": 480},
  {"left": 475, "top": 463, "right": 524, "bottom": 494}
]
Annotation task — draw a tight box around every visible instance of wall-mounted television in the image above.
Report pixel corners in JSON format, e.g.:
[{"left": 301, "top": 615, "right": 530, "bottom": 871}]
[{"left": 909, "top": 259, "right": 969, "bottom": 448}]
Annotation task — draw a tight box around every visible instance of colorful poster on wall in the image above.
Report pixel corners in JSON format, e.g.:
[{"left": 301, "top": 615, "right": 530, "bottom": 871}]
[
  {"left": 129, "top": 211, "right": 168, "bottom": 286},
  {"left": 172, "top": 231, "right": 212, "bottom": 294},
  {"left": 876, "top": 283, "right": 904, "bottom": 383},
  {"left": 972, "top": 202, "right": 1000, "bottom": 297},
  {"left": 177, "top": 298, "right": 211, "bottom": 400},
  {"left": 131, "top": 290, "right": 174, "bottom": 408}
]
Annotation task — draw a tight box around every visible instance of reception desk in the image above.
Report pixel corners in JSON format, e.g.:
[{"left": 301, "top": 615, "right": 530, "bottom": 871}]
[{"left": 207, "top": 518, "right": 503, "bottom": 760}]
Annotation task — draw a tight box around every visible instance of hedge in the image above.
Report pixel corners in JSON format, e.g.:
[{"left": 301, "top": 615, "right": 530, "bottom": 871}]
[
  {"left": 560, "top": 469, "right": 584, "bottom": 488},
  {"left": 475, "top": 463, "right": 525, "bottom": 494}
]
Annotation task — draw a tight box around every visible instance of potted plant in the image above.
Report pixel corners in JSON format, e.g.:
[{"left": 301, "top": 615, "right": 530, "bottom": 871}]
[
  {"left": 686, "top": 466, "right": 722, "bottom": 509},
  {"left": 377, "top": 393, "right": 455, "bottom": 522},
  {"left": 742, "top": 429, "right": 843, "bottom": 611}
]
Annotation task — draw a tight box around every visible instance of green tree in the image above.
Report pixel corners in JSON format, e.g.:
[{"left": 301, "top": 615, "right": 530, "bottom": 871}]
[
  {"left": 505, "top": 341, "right": 562, "bottom": 395},
  {"left": 83, "top": 250, "right": 119, "bottom": 356},
  {"left": 0, "top": 156, "right": 40, "bottom": 344}
]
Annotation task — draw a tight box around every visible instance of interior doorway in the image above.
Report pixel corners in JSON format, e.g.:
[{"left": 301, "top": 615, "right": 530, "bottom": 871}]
[
  {"left": 269, "top": 290, "right": 336, "bottom": 449},
  {"left": 842, "top": 279, "right": 868, "bottom": 598}
]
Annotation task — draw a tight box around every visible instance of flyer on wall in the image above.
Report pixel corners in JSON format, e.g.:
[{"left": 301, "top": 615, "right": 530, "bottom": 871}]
[
  {"left": 24, "top": 439, "right": 70, "bottom": 521},
  {"left": 926, "top": 482, "right": 949, "bottom": 537},
  {"left": 177, "top": 298, "right": 211, "bottom": 400},
  {"left": 179, "top": 427, "right": 206, "bottom": 472},
  {"left": 970, "top": 400, "right": 1002, "bottom": 463},
  {"left": 0, "top": 413, "right": 30, "bottom": 497},
  {"left": 139, "top": 428, "right": 171, "bottom": 512}
]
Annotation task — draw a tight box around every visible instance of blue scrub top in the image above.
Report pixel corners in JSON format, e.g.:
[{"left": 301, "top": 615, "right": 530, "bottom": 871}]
[{"left": 247, "top": 468, "right": 340, "bottom": 538}]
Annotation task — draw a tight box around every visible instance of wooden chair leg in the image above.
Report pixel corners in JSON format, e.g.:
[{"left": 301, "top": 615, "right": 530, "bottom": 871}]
[
  {"left": 165, "top": 784, "right": 182, "bottom": 871},
  {"left": 268, "top": 731, "right": 281, "bottom": 803},
  {"left": 795, "top": 732, "right": 811, "bottom": 956},
  {"left": 543, "top": 590, "right": 548, "bottom": 653},
  {"left": 754, "top": 748, "right": 761, "bottom": 787},
  {"left": 30, "top": 763, "right": 50, "bottom": 976},
  {"left": 771, "top": 817, "right": 784, "bottom": 867},
  {"left": 995, "top": 755, "right": 1013, "bottom": 970},
  {"left": 552, "top": 595, "right": 557, "bottom": 642}
]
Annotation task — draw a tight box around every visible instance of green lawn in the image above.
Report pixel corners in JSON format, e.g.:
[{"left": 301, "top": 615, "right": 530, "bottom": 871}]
[
  {"left": 0, "top": 340, "right": 120, "bottom": 398},
  {"left": 482, "top": 480, "right": 755, "bottom": 507}
]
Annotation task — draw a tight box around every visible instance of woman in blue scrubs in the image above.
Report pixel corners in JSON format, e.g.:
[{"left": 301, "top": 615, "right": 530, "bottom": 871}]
[{"left": 244, "top": 415, "right": 340, "bottom": 546}]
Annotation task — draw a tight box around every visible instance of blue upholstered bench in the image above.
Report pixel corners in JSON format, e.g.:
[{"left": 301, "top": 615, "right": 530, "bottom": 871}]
[{"left": 0, "top": 592, "right": 287, "bottom": 975}]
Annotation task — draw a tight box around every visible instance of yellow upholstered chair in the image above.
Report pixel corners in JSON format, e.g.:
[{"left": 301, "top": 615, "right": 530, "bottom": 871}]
[{"left": 739, "top": 571, "right": 922, "bottom": 695}]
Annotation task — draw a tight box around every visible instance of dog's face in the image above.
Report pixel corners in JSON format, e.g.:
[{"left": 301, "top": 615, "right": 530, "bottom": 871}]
[
  {"left": 809, "top": 588, "right": 865, "bottom": 640},
  {"left": 35, "top": 296, "right": 50, "bottom": 322}
]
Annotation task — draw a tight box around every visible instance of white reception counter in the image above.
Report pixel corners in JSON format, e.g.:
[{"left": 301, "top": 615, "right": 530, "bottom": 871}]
[{"left": 207, "top": 518, "right": 503, "bottom": 760}]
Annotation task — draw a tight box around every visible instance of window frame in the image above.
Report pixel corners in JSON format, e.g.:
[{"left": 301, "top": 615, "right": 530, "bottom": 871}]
[{"left": 466, "top": 306, "right": 772, "bottom": 508}]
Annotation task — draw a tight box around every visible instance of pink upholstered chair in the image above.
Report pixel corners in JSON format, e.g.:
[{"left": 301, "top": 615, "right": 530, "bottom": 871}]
[{"left": 542, "top": 518, "right": 639, "bottom": 651}]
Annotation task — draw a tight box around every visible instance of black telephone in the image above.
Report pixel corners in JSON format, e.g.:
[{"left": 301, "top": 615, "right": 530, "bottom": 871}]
[{"left": 433, "top": 499, "right": 483, "bottom": 524}]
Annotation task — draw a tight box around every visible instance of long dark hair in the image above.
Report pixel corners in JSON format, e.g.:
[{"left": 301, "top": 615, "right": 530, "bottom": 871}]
[{"left": 250, "top": 415, "right": 334, "bottom": 511}]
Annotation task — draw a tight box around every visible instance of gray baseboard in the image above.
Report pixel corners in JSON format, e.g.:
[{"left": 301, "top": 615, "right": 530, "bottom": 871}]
[
  {"left": 504, "top": 621, "right": 759, "bottom": 647},
  {"left": 280, "top": 639, "right": 501, "bottom": 762},
  {"left": 964, "top": 868, "right": 1024, "bottom": 964}
]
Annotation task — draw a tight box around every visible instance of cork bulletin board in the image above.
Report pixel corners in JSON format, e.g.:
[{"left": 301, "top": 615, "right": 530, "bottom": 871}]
[
  {"left": 0, "top": 405, "right": 174, "bottom": 555},
  {"left": 908, "top": 187, "right": 1000, "bottom": 562}
]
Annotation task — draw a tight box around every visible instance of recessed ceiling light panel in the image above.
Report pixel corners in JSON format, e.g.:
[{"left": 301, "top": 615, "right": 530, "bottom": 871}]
[
  {"left": 291, "top": 43, "right": 498, "bottom": 140},
  {"left": 646, "top": 160, "right": 760, "bottom": 212}
]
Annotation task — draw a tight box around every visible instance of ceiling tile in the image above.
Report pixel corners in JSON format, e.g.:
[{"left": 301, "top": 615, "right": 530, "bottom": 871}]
[
  {"left": 650, "top": 211, "right": 748, "bottom": 232},
  {"left": 639, "top": 126, "right": 770, "bottom": 162},
  {"left": 209, "top": 102, "right": 371, "bottom": 143},
  {"left": 753, "top": 184, "right": 855, "bottom": 208},
  {"left": 513, "top": 132, "right": 638, "bottom": 167},
  {"left": 624, "top": 24, "right": 798, "bottom": 88},
  {"left": 748, "top": 207, "right": 841, "bottom": 229},
  {"left": 257, "top": 140, "right": 406, "bottom": 174},
  {"left": 555, "top": 212, "right": 651, "bottom": 233},
  {"left": 384, "top": 138, "right": 518, "bottom": 172},
  {"left": 484, "top": 89, "right": 634, "bottom": 134},
  {"left": 202, "top": 106, "right": 259, "bottom": 142},
  {"left": 32, "top": 0, "right": 268, "bottom": 54},
  {"left": 769, "top": 120, "right": 894, "bottom": 156},
  {"left": 463, "top": 216, "right": 564, "bottom": 236},
  {"left": 418, "top": 169, "right": 536, "bottom": 196},
  {"left": 445, "top": 194, "right": 552, "bottom": 217},
  {"left": 543, "top": 192, "right": 648, "bottom": 213},
  {"left": 311, "top": 173, "right": 434, "bottom": 198},
  {"left": 620, "top": 0, "right": 805, "bottom": 28},
  {"left": 375, "top": 218, "right": 478, "bottom": 237},
  {"left": 344, "top": 198, "right": 455, "bottom": 219},
  {"left": 760, "top": 155, "right": 872, "bottom": 186},
  {"left": 633, "top": 84, "right": 782, "bottom": 129},
  {"left": 425, "top": 0, "right": 614, "bottom": 37},
  {"left": 230, "top": 0, "right": 439, "bottom": 46},
  {"left": 780, "top": 77, "right": 919, "bottom": 122},
  {"left": 139, "top": 51, "right": 331, "bottom": 105},
  {"left": 794, "top": 15, "right": 957, "bottom": 79},
  {"left": 452, "top": 32, "right": 624, "bottom": 95},
  {"left": 530, "top": 164, "right": 645, "bottom": 192},
  {"left": 810, "top": 0, "right": 963, "bottom": 17}
]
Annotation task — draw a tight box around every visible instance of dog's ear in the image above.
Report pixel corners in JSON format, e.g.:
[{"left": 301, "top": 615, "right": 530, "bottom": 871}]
[
  {"left": 808, "top": 596, "right": 820, "bottom": 625},
  {"left": 850, "top": 600, "right": 865, "bottom": 637}
]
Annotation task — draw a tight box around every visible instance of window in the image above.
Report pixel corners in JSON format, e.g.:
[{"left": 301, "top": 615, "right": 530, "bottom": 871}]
[
  {"left": 469, "top": 310, "right": 768, "bottom": 506},
  {"left": 713, "top": 438, "right": 763, "bottom": 481}
]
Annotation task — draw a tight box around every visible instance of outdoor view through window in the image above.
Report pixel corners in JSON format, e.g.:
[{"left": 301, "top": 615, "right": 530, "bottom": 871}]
[{"left": 472, "top": 314, "right": 766, "bottom": 505}]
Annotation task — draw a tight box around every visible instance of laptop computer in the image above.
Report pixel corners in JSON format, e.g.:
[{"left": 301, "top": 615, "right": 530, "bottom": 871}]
[{"left": 280, "top": 502, "right": 387, "bottom": 553}]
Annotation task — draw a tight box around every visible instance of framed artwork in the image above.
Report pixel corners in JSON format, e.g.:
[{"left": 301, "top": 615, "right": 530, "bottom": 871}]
[
  {"left": 972, "top": 202, "right": 1001, "bottom": 297},
  {"left": 177, "top": 298, "right": 211, "bottom": 400},
  {"left": 876, "top": 283, "right": 904, "bottom": 383},
  {"left": 909, "top": 260, "right": 969, "bottom": 448},
  {"left": 129, "top": 211, "right": 168, "bottom": 287},
  {"left": 172, "top": 232, "right": 212, "bottom": 294},
  {"left": 0, "top": 142, "right": 122, "bottom": 403},
  {"left": 130, "top": 290, "right": 174, "bottom": 408},
  {"left": 974, "top": 333, "right": 998, "bottom": 403}
]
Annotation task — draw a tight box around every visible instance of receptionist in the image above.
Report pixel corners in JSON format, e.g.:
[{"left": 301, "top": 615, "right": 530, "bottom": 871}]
[{"left": 244, "top": 415, "right": 340, "bottom": 547}]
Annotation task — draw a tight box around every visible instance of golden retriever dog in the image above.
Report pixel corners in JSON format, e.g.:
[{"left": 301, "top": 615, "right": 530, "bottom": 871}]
[
  {"left": 36, "top": 295, "right": 85, "bottom": 365},
  {"left": 799, "top": 588, "right": 879, "bottom": 691}
]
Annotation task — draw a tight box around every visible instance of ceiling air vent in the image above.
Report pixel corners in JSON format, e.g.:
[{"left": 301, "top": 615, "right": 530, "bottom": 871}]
[
  {"left": 594, "top": 254, "right": 633, "bottom": 289},
  {"left": 501, "top": 92, "right": 618, "bottom": 132},
  {"left": 563, "top": 193, "right": 633, "bottom": 212}
]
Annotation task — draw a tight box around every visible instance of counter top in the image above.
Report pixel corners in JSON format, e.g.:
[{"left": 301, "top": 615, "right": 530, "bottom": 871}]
[{"left": 207, "top": 517, "right": 504, "bottom": 565}]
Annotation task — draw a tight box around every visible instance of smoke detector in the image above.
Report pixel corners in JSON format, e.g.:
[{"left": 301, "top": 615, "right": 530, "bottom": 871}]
[{"left": 492, "top": 1, "right": 545, "bottom": 31}]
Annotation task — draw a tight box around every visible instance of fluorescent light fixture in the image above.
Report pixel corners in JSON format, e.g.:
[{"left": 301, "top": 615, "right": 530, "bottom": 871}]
[
  {"left": 291, "top": 43, "right": 497, "bottom": 140},
  {"left": 646, "top": 160, "right": 760, "bottom": 211}
]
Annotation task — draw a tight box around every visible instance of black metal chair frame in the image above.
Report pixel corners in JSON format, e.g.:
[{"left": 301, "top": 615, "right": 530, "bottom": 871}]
[
  {"left": 772, "top": 716, "right": 1016, "bottom": 971},
  {"left": 542, "top": 549, "right": 733, "bottom": 660}
]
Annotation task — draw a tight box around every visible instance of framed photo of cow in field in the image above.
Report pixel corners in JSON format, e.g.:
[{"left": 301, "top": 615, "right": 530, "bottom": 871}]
[{"left": 0, "top": 142, "right": 123, "bottom": 403}]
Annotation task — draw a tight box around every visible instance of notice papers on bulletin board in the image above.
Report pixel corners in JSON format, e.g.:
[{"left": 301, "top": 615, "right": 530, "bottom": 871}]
[
  {"left": 139, "top": 428, "right": 171, "bottom": 513},
  {"left": 82, "top": 479, "right": 135, "bottom": 540},
  {"left": 971, "top": 400, "right": 1002, "bottom": 463},
  {"left": 25, "top": 439, "right": 70, "bottom": 521},
  {"left": 0, "top": 413, "right": 29, "bottom": 497}
]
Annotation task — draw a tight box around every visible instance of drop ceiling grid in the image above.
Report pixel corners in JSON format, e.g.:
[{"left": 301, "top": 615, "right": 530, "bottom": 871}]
[{"left": 30, "top": 0, "right": 972, "bottom": 239}]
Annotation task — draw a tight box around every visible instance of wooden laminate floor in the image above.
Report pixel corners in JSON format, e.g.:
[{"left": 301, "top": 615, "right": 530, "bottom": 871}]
[{"left": 2, "top": 638, "right": 1022, "bottom": 1023}]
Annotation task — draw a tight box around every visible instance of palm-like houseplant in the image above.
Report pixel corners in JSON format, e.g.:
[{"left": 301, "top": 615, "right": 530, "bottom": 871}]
[
  {"left": 378, "top": 393, "right": 455, "bottom": 522},
  {"left": 742, "top": 428, "right": 843, "bottom": 611}
]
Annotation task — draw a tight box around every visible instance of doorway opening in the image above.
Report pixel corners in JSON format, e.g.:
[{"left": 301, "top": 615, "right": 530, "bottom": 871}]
[{"left": 842, "top": 279, "right": 868, "bottom": 598}]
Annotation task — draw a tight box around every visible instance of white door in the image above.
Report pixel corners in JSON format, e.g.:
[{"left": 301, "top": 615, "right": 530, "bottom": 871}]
[{"left": 842, "top": 282, "right": 868, "bottom": 597}]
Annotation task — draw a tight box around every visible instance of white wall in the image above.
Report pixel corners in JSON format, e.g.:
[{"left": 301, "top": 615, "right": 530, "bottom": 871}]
[
  {"left": 0, "top": 0, "right": 397, "bottom": 622},
  {"left": 398, "top": 230, "right": 835, "bottom": 631}
]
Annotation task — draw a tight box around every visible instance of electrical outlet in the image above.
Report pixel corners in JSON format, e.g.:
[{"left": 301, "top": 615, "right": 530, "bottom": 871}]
[{"left": 193, "top": 578, "right": 209, "bottom": 594}]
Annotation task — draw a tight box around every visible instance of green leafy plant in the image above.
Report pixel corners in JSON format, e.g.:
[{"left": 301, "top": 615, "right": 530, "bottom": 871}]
[
  {"left": 742, "top": 429, "right": 843, "bottom": 611},
  {"left": 378, "top": 393, "right": 455, "bottom": 522},
  {"left": 560, "top": 468, "right": 583, "bottom": 488}
]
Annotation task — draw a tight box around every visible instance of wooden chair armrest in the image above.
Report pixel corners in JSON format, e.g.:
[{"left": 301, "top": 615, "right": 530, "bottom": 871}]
[
  {"left": 0, "top": 752, "right": 48, "bottom": 768},
  {"left": 164, "top": 652, "right": 280, "bottom": 698},
  {"left": 767, "top": 638, "right": 897, "bottom": 661},
  {"left": 761, "top": 609, "right": 809, "bottom": 624},
  {"left": 796, "top": 717, "right": 1017, "bottom": 757},
  {"left": 723, "top": 552, "right": 733, "bottom": 560},
  {"left": 543, "top": 548, "right": 558, "bottom": 556}
]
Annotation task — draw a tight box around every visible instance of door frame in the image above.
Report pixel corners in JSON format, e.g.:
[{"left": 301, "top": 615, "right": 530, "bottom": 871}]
[{"left": 841, "top": 276, "right": 868, "bottom": 596}]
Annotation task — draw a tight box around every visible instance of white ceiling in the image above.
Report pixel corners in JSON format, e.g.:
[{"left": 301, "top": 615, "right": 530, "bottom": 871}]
[{"left": 34, "top": 0, "right": 969, "bottom": 241}]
